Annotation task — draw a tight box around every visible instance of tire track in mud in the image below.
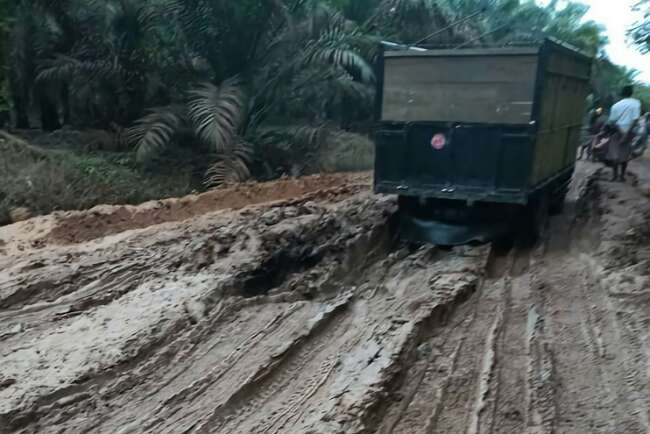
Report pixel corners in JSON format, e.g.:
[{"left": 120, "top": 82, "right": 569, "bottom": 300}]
[
  {"left": 0, "top": 263, "right": 147, "bottom": 327},
  {"left": 369, "top": 179, "right": 601, "bottom": 434},
  {"left": 0, "top": 193, "right": 396, "bottom": 433},
  {"left": 368, "top": 164, "right": 622, "bottom": 434},
  {"left": 535, "top": 173, "right": 650, "bottom": 434},
  {"left": 522, "top": 178, "right": 650, "bottom": 434},
  {"left": 372, "top": 245, "right": 535, "bottom": 434},
  {"left": 5, "top": 235, "right": 488, "bottom": 434},
  {"left": 2, "top": 218, "right": 488, "bottom": 434},
  {"left": 197, "top": 298, "right": 357, "bottom": 434},
  {"left": 80, "top": 298, "right": 314, "bottom": 433},
  {"left": 375, "top": 293, "right": 476, "bottom": 434},
  {"left": 185, "top": 246, "right": 489, "bottom": 434},
  {"left": 146, "top": 295, "right": 355, "bottom": 434},
  {"left": 541, "top": 254, "right": 650, "bottom": 434},
  {"left": 5, "top": 163, "right": 650, "bottom": 434},
  {"left": 115, "top": 244, "right": 485, "bottom": 434}
]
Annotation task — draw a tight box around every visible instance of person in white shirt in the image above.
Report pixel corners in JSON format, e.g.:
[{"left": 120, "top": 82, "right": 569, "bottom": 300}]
[{"left": 607, "top": 85, "right": 642, "bottom": 181}]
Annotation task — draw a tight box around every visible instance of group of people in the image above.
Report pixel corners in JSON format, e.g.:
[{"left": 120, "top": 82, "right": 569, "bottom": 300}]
[{"left": 580, "top": 85, "right": 650, "bottom": 181}]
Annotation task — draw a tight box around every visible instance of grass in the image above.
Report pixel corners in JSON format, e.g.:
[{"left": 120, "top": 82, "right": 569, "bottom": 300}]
[
  {"left": 0, "top": 128, "right": 375, "bottom": 225},
  {"left": 0, "top": 131, "right": 194, "bottom": 225},
  {"left": 318, "top": 131, "right": 375, "bottom": 173}
]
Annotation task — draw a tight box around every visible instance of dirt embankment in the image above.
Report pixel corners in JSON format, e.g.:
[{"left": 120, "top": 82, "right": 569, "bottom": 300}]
[
  {"left": 0, "top": 172, "right": 370, "bottom": 256},
  {"left": 0, "top": 174, "right": 488, "bottom": 433},
  {"left": 1, "top": 161, "right": 649, "bottom": 433}
]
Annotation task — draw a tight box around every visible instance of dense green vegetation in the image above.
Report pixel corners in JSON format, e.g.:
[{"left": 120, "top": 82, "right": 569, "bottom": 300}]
[{"left": 0, "top": 0, "right": 648, "bottom": 197}]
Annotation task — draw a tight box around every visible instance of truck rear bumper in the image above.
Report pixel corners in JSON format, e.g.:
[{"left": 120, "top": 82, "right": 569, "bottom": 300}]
[
  {"left": 375, "top": 165, "right": 575, "bottom": 206},
  {"left": 375, "top": 181, "right": 528, "bottom": 204}
]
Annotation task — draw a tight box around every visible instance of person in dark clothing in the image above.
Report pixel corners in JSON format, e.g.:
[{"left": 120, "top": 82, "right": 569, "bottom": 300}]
[{"left": 579, "top": 107, "right": 607, "bottom": 160}]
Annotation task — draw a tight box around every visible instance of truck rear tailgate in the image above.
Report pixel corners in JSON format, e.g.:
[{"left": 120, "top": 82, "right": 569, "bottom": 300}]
[{"left": 374, "top": 122, "right": 534, "bottom": 204}]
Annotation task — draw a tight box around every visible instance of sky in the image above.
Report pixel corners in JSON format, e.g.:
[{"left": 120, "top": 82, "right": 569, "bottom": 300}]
[{"left": 538, "top": 0, "right": 649, "bottom": 82}]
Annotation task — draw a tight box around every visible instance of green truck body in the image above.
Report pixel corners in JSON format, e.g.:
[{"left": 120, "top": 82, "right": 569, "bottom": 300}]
[{"left": 374, "top": 39, "right": 592, "bottom": 244}]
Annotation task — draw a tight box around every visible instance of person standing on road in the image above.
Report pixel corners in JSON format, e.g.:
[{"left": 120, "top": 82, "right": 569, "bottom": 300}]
[{"left": 607, "top": 85, "right": 641, "bottom": 181}]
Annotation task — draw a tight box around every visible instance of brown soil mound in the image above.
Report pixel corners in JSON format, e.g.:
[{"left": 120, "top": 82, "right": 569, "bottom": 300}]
[
  {"left": 0, "top": 172, "right": 370, "bottom": 254},
  {"left": 47, "top": 172, "right": 370, "bottom": 245}
]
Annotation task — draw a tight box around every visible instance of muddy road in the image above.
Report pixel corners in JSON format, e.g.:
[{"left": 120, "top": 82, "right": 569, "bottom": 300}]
[{"left": 1, "top": 165, "right": 649, "bottom": 434}]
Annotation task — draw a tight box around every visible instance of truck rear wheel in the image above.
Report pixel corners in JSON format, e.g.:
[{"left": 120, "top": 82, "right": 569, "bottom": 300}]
[
  {"left": 521, "top": 192, "right": 550, "bottom": 244},
  {"left": 550, "top": 188, "right": 568, "bottom": 215}
]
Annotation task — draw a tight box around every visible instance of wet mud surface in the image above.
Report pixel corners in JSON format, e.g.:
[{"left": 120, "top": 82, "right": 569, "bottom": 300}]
[{"left": 1, "top": 163, "right": 649, "bottom": 433}]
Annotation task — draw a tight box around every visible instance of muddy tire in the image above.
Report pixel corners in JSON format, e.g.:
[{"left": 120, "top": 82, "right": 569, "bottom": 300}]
[{"left": 520, "top": 192, "right": 549, "bottom": 245}]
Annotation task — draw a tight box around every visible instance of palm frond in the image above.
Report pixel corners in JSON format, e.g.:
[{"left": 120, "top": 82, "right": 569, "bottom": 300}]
[
  {"left": 31, "top": 0, "right": 71, "bottom": 9},
  {"left": 249, "top": 124, "right": 348, "bottom": 177},
  {"left": 36, "top": 55, "right": 121, "bottom": 84},
  {"left": 34, "top": 12, "right": 64, "bottom": 55},
  {"left": 125, "top": 105, "right": 186, "bottom": 162},
  {"left": 368, "top": 0, "right": 458, "bottom": 44},
  {"left": 188, "top": 78, "right": 248, "bottom": 153},
  {"left": 254, "top": 124, "right": 330, "bottom": 150},
  {"left": 109, "top": 0, "right": 158, "bottom": 41},
  {"left": 10, "top": 3, "right": 37, "bottom": 80},
  {"left": 162, "top": 0, "right": 219, "bottom": 46},
  {"left": 281, "top": 124, "right": 329, "bottom": 148},
  {"left": 297, "top": 12, "right": 375, "bottom": 82},
  {"left": 304, "top": 44, "right": 374, "bottom": 82},
  {"left": 204, "top": 139, "right": 253, "bottom": 187},
  {"left": 332, "top": 71, "right": 375, "bottom": 102}
]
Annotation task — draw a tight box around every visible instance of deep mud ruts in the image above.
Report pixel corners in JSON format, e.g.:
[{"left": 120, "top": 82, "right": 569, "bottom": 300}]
[{"left": 1, "top": 163, "right": 649, "bottom": 434}]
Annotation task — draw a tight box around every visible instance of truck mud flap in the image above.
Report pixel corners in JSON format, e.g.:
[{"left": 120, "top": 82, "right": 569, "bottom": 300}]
[{"left": 399, "top": 213, "right": 511, "bottom": 246}]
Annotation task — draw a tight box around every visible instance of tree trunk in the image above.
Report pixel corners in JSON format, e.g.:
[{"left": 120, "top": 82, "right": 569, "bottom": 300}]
[
  {"left": 10, "top": 74, "right": 31, "bottom": 128},
  {"left": 61, "top": 85, "right": 71, "bottom": 126},
  {"left": 39, "top": 95, "right": 61, "bottom": 131},
  {"left": 0, "top": 110, "right": 9, "bottom": 128},
  {"left": 14, "top": 96, "right": 30, "bottom": 129}
]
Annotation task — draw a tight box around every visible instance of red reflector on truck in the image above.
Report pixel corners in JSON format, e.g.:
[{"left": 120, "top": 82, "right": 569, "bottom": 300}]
[{"left": 431, "top": 134, "right": 446, "bottom": 150}]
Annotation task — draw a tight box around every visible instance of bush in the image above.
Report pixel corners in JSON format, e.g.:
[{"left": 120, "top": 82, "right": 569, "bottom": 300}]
[
  {"left": 0, "top": 131, "right": 193, "bottom": 224},
  {"left": 318, "top": 131, "right": 374, "bottom": 173}
]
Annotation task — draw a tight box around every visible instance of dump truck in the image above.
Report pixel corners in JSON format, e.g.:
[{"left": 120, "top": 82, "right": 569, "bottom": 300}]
[{"left": 373, "top": 38, "right": 593, "bottom": 245}]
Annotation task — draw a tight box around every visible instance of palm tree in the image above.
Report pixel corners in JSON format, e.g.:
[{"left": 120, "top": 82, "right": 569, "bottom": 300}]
[
  {"left": 32, "top": 0, "right": 162, "bottom": 128},
  {"left": 0, "top": 0, "right": 14, "bottom": 126},
  {"left": 630, "top": 0, "right": 650, "bottom": 54},
  {"left": 128, "top": 0, "right": 376, "bottom": 184},
  {"left": 4, "top": 0, "right": 618, "bottom": 186}
]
